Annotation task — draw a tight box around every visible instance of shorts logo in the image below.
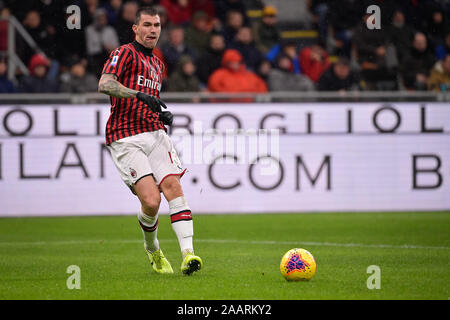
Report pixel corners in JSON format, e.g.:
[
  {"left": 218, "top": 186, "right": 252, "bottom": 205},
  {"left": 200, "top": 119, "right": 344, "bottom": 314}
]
[{"left": 129, "top": 168, "right": 137, "bottom": 178}]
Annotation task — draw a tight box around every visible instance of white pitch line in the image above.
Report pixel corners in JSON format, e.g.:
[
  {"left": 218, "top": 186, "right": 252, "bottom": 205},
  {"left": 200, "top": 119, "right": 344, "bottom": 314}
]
[
  {"left": 0, "top": 238, "right": 449, "bottom": 250},
  {"left": 199, "top": 239, "right": 450, "bottom": 250}
]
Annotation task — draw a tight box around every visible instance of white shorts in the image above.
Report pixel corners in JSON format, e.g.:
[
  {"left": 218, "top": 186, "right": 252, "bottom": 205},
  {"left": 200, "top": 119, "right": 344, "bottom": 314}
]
[{"left": 107, "top": 130, "right": 186, "bottom": 193}]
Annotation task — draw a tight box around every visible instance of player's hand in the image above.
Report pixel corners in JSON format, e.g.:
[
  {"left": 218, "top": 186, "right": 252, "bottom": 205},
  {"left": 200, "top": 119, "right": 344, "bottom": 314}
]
[
  {"left": 159, "top": 111, "right": 173, "bottom": 126},
  {"left": 136, "top": 92, "right": 167, "bottom": 113}
]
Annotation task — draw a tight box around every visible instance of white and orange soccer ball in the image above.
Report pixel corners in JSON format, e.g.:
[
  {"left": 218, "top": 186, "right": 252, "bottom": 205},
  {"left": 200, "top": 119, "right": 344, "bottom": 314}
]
[{"left": 280, "top": 248, "right": 317, "bottom": 281}]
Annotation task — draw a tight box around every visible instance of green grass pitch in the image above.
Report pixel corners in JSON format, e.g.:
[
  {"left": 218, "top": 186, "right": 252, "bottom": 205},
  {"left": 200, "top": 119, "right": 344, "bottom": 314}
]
[{"left": 0, "top": 212, "right": 449, "bottom": 300}]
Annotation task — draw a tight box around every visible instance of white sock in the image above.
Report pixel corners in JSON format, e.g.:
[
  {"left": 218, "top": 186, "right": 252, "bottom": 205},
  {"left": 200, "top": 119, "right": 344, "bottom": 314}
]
[
  {"left": 137, "top": 209, "right": 160, "bottom": 253},
  {"left": 169, "top": 196, "right": 194, "bottom": 257}
]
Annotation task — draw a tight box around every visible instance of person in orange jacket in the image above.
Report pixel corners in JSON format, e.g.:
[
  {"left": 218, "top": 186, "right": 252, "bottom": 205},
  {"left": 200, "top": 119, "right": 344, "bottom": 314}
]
[{"left": 207, "top": 49, "right": 268, "bottom": 93}]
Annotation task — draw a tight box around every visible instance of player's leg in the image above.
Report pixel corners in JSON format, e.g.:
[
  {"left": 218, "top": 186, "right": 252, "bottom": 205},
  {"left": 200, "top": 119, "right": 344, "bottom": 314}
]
[
  {"left": 133, "top": 175, "right": 161, "bottom": 253},
  {"left": 160, "top": 175, "right": 203, "bottom": 275},
  {"left": 148, "top": 130, "right": 202, "bottom": 275},
  {"left": 107, "top": 136, "right": 172, "bottom": 274},
  {"left": 133, "top": 176, "right": 174, "bottom": 274},
  {"left": 159, "top": 175, "right": 192, "bottom": 256}
]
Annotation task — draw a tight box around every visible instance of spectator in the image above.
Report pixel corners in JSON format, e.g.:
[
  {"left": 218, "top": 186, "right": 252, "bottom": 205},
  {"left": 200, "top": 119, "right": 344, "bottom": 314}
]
[
  {"left": 167, "top": 55, "right": 201, "bottom": 92},
  {"left": 116, "top": 1, "right": 138, "bottom": 44},
  {"left": 4, "top": 0, "right": 32, "bottom": 22},
  {"left": 197, "top": 33, "right": 226, "bottom": 85},
  {"left": 326, "top": 0, "right": 362, "bottom": 57},
  {"left": 401, "top": 32, "right": 436, "bottom": 90},
  {"left": 387, "top": 9, "right": 415, "bottom": 62},
  {"left": 267, "top": 41, "right": 301, "bottom": 74},
  {"left": 318, "top": 57, "right": 359, "bottom": 91},
  {"left": 428, "top": 54, "right": 450, "bottom": 92},
  {"left": 0, "top": 60, "right": 16, "bottom": 93},
  {"left": 0, "top": 7, "right": 11, "bottom": 53},
  {"left": 161, "top": 25, "right": 197, "bottom": 75},
  {"left": 308, "top": 0, "right": 329, "bottom": 42},
  {"left": 32, "top": 0, "right": 65, "bottom": 26},
  {"left": 229, "top": 26, "right": 264, "bottom": 72},
  {"left": 184, "top": 11, "right": 211, "bottom": 57},
  {"left": 214, "top": 0, "right": 249, "bottom": 26},
  {"left": 190, "top": 0, "right": 216, "bottom": 21},
  {"left": 19, "top": 53, "right": 59, "bottom": 93},
  {"left": 85, "top": 8, "right": 120, "bottom": 76},
  {"left": 154, "top": 5, "right": 171, "bottom": 49},
  {"left": 80, "top": 0, "right": 100, "bottom": 28},
  {"left": 397, "top": 0, "right": 428, "bottom": 31},
  {"left": 21, "top": 10, "right": 56, "bottom": 62},
  {"left": 208, "top": 49, "right": 267, "bottom": 93},
  {"left": 256, "top": 59, "right": 272, "bottom": 82},
  {"left": 435, "top": 30, "right": 450, "bottom": 60},
  {"left": 268, "top": 54, "right": 315, "bottom": 92},
  {"left": 139, "top": 0, "right": 159, "bottom": 6},
  {"left": 299, "top": 41, "right": 331, "bottom": 83},
  {"left": 253, "top": 5, "right": 281, "bottom": 54},
  {"left": 60, "top": 59, "right": 98, "bottom": 93},
  {"left": 353, "top": 13, "right": 398, "bottom": 90},
  {"left": 424, "top": 6, "right": 447, "bottom": 48},
  {"left": 222, "top": 9, "right": 245, "bottom": 46},
  {"left": 102, "top": 0, "right": 123, "bottom": 26},
  {"left": 160, "top": 0, "right": 192, "bottom": 25}
]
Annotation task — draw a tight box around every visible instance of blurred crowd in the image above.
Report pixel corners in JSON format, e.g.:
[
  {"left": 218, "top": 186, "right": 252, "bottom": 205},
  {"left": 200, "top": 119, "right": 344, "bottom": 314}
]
[{"left": 0, "top": 0, "right": 450, "bottom": 94}]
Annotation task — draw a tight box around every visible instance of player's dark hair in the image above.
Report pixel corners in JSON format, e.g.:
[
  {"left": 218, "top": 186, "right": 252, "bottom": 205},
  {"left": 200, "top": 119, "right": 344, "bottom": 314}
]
[{"left": 135, "top": 6, "right": 159, "bottom": 25}]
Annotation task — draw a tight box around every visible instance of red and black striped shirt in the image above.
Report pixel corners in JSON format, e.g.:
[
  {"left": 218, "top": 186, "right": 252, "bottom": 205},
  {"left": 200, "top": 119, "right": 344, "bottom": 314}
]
[{"left": 102, "top": 40, "right": 166, "bottom": 145}]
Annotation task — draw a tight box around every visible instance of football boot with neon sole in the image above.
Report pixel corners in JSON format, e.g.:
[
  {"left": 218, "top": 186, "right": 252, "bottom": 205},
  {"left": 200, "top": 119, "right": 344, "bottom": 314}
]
[
  {"left": 145, "top": 246, "right": 174, "bottom": 274},
  {"left": 181, "top": 253, "right": 203, "bottom": 275}
]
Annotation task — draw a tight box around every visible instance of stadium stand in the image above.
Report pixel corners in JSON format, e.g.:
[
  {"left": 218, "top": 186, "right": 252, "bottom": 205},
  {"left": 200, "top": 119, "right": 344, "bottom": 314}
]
[{"left": 0, "top": 0, "right": 449, "bottom": 95}]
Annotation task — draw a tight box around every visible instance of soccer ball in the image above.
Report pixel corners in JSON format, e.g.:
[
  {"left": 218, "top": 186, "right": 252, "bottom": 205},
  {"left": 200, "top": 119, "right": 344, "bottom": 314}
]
[{"left": 280, "top": 248, "right": 317, "bottom": 281}]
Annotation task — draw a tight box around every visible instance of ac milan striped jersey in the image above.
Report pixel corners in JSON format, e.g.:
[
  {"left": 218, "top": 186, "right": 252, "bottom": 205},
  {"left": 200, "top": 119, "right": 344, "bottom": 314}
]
[{"left": 102, "top": 40, "right": 166, "bottom": 145}]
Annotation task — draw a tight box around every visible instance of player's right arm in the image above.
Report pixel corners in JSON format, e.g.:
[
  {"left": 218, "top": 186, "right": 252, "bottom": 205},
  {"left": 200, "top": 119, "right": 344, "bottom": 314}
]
[
  {"left": 98, "top": 73, "right": 167, "bottom": 113},
  {"left": 98, "top": 74, "right": 167, "bottom": 115},
  {"left": 98, "top": 73, "right": 138, "bottom": 98}
]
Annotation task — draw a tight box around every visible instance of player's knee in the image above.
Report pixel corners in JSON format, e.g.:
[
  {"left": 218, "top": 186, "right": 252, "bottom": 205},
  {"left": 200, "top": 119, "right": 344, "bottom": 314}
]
[
  {"left": 141, "top": 193, "right": 161, "bottom": 215},
  {"left": 161, "top": 176, "right": 182, "bottom": 194}
]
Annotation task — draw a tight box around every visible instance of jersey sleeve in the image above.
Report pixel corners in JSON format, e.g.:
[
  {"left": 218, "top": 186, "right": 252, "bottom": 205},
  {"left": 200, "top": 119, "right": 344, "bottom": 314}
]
[{"left": 101, "top": 46, "right": 131, "bottom": 79}]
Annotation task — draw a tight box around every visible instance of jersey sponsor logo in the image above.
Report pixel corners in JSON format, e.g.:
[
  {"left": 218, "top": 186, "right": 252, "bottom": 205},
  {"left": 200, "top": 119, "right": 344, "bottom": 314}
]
[
  {"left": 137, "top": 75, "right": 162, "bottom": 91},
  {"left": 140, "top": 58, "right": 154, "bottom": 71},
  {"left": 140, "top": 58, "right": 161, "bottom": 82},
  {"left": 129, "top": 167, "right": 137, "bottom": 178}
]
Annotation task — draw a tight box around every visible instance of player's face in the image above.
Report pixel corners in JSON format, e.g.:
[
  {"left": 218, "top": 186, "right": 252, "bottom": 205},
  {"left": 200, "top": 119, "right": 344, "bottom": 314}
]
[{"left": 133, "top": 14, "right": 161, "bottom": 49}]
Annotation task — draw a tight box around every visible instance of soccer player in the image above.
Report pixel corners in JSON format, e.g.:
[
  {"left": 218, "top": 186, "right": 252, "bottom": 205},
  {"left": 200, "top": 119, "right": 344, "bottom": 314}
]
[{"left": 98, "top": 6, "right": 203, "bottom": 275}]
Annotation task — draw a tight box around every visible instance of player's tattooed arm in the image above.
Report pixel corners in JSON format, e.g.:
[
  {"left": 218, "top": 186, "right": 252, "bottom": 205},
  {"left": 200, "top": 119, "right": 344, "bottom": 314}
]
[{"left": 98, "top": 73, "right": 138, "bottom": 98}]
